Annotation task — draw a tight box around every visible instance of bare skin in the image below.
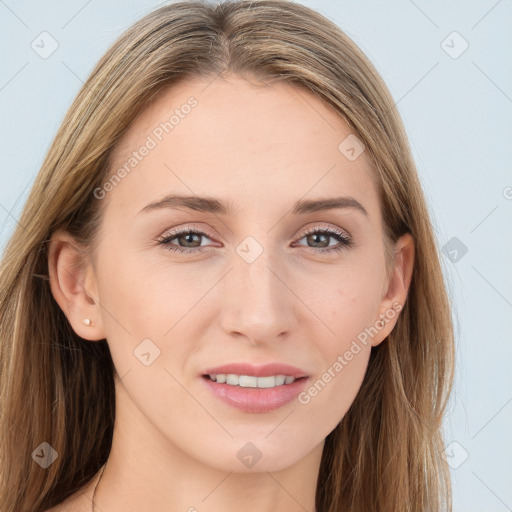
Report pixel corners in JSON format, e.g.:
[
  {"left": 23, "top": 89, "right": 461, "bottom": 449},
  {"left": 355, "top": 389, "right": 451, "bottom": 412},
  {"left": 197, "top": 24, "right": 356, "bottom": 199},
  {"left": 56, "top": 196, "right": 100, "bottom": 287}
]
[{"left": 47, "top": 73, "right": 414, "bottom": 512}]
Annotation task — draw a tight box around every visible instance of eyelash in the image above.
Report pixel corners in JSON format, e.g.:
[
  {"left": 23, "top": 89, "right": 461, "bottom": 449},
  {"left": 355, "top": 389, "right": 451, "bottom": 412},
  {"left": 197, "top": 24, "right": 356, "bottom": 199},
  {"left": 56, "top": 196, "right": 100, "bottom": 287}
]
[{"left": 157, "top": 226, "right": 352, "bottom": 254}]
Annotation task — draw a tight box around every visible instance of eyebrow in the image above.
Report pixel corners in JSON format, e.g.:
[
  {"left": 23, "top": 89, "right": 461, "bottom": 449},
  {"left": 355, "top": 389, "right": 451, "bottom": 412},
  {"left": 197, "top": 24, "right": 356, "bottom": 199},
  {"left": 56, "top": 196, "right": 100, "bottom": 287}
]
[{"left": 138, "top": 194, "right": 368, "bottom": 217}]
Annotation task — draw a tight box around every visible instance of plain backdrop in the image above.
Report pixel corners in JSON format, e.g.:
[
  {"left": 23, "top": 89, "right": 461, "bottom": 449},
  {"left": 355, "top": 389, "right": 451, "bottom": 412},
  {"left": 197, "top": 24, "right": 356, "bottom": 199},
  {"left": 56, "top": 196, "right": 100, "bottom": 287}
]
[{"left": 1, "top": 1, "right": 511, "bottom": 510}]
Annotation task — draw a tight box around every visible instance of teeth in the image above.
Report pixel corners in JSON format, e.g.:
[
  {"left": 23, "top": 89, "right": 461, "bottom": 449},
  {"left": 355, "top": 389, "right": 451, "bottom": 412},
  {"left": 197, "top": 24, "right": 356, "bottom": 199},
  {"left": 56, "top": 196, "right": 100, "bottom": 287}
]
[
  {"left": 207, "top": 374, "right": 298, "bottom": 388},
  {"left": 226, "top": 374, "right": 239, "bottom": 385},
  {"left": 239, "top": 375, "right": 258, "bottom": 387},
  {"left": 275, "top": 375, "right": 286, "bottom": 385}
]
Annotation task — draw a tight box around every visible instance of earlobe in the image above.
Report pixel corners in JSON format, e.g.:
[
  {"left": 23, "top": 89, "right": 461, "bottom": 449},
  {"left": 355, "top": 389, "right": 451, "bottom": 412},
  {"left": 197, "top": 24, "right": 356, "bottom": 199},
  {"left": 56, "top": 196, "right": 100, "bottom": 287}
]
[
  {"left": 371, "top": 233, "right": 415, "bottom": 347},
  {"left": 48, "top": 230, "right": 106, "bottom": 341}
]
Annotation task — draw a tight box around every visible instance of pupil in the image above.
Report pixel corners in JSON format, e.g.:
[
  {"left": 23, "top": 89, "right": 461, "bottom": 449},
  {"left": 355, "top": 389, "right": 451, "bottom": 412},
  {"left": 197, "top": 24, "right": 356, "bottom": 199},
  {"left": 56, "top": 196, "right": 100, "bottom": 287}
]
[
  {"left": 309, "top": 233, "right": 328, "bottom": 248},
  {"left": 181, "top": 233, "right": 200, "bottom": 247}
]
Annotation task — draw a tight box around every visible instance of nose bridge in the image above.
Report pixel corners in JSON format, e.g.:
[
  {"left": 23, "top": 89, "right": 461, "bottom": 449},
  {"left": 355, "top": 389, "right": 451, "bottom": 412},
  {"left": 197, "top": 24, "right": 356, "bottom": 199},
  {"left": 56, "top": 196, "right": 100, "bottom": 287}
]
[{"left": 219, "top": 236, "right": 294, "bottom": 341}]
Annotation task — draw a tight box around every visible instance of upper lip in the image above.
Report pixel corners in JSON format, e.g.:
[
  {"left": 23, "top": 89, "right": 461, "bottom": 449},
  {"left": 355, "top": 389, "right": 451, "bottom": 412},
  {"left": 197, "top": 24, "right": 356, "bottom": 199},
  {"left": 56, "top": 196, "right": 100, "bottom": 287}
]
[{"left": 202, "top": 362, "right": 309, "bottom": 379}]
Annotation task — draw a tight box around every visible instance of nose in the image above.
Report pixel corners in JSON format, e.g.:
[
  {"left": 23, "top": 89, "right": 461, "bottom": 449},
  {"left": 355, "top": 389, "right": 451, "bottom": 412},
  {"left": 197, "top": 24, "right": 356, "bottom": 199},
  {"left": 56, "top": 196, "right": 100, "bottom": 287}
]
[{"left": 218, "top": 243, "right": 297, "bottom": 345}]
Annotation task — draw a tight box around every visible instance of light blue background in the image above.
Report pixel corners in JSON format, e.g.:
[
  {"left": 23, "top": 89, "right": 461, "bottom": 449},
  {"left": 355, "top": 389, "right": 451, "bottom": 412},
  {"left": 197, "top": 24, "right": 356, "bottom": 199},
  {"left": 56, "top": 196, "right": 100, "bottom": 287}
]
[{"left": 1, "top": 1, "right": 511, "bottom": 510}]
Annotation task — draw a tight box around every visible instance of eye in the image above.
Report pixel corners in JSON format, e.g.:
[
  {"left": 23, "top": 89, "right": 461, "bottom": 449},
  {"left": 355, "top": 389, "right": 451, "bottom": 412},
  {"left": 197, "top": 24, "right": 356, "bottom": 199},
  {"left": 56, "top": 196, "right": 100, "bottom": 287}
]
[
  {"left": 158, "top": 225, "right": 352, "bottom": 255},
  {"left": 292, "top": 226, "right": 352, "bottom": 253},
  {"left": 157, "top": 228, "right": 213, "bottom": 254}
]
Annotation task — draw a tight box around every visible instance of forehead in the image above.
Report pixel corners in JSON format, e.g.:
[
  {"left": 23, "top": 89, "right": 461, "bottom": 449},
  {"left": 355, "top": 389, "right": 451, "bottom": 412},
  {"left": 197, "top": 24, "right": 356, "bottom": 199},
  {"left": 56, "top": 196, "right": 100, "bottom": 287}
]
[{"left": 104, "top": 74, "right": 380, "bottom": 221}]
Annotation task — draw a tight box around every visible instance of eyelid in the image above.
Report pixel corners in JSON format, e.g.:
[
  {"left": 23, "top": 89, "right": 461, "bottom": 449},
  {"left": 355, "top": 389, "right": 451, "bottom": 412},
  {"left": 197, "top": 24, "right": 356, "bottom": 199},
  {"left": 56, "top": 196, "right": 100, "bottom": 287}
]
[
  {"left": 160, "top": 223, "right": 216, "bottom": 240},
  {"left": 299, "top": 223, "right": 351, "bottom": 240}
]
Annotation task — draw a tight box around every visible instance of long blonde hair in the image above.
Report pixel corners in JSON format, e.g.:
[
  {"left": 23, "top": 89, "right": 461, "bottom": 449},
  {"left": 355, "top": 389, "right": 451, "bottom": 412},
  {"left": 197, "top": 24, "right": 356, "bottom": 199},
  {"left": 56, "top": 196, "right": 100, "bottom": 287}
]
[{"left": 0, "top": 1, "right": 455, "bottom": 510}]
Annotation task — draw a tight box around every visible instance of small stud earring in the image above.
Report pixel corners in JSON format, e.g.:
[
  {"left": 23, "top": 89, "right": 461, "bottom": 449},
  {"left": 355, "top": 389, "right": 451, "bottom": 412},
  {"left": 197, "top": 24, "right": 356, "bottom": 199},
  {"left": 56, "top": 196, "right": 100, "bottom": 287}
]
[{"left": 81, "top": 318, "right": 93, "bottom": 326}]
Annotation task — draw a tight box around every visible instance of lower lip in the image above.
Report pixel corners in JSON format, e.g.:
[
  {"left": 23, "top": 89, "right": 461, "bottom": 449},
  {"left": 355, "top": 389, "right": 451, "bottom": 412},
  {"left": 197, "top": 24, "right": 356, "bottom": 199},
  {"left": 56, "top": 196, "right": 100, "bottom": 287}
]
[{"left": 201, "top": 376, "right": 309, "bottom": 413}]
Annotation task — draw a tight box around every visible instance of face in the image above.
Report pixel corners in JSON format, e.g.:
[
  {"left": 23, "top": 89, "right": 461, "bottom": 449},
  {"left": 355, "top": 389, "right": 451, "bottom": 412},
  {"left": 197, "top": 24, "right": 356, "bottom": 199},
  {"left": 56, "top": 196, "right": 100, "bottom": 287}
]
[{"left": 55, "top": 74, "right": 410, "bottom": 474}]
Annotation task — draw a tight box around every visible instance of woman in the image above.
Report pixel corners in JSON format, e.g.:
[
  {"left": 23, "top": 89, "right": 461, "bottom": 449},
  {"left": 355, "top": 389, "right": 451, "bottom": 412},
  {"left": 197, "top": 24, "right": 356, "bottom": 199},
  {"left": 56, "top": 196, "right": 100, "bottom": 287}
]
[{"left": 0, "top": 1, "right": 455, "bottom": 511}]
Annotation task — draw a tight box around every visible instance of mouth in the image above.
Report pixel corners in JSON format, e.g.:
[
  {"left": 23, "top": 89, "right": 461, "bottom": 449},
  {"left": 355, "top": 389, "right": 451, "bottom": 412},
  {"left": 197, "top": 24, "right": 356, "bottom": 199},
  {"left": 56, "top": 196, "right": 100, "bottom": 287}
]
[{"left": 199, "top": 363, "right": 310, "bottom": 413}]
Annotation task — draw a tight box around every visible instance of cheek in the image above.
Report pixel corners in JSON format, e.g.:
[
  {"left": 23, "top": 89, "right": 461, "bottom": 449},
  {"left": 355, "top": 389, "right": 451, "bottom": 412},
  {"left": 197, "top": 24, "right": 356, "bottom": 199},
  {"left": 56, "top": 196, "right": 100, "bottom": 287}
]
[
  {"left": 305, "top": 262, "right": 384, "bottom": 342},
  {"left": 96, "top": 247, "right": 204, "bottom": 335}
]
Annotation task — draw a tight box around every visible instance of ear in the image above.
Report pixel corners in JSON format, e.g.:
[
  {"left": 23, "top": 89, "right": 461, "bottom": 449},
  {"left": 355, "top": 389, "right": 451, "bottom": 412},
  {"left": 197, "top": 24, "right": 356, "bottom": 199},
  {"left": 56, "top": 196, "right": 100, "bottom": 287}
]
[
  {"left": 370, "top": 232, "right": 415, "bottom": 347},
  {"left": 48, "top": 230, "right": 106, "bottom": 341}
]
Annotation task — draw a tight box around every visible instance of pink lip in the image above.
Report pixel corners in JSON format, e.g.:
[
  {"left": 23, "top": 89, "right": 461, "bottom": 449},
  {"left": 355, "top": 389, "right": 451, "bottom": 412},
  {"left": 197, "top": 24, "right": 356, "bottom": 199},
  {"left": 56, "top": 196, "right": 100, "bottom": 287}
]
[
  {"left": 201, "top": 376, "right": 309, "bottom": 413},
  {"left": 201, "top": 362, "right": 309, "bottom": 379},
  {"left": 200, "top": 362, "right": 310, "bottom": 414}
]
